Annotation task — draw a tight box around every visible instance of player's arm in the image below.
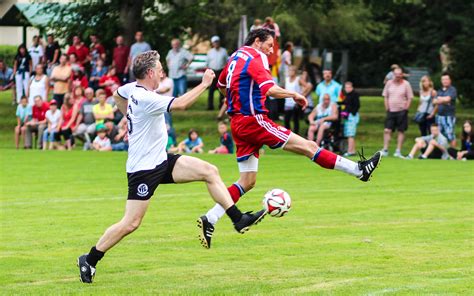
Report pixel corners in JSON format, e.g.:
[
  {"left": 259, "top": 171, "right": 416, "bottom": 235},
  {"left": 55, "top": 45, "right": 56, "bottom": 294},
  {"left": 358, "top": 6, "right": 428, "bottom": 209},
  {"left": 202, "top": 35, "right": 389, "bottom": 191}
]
[
  {"left": 170, "top": 69, "right": 215, "bottom": 111},
  {"left": 113, "top": 90, "right": 128, "bottom": 115},
  {"left": 266, "top": 85, "right": 308, "bottom": 109}
]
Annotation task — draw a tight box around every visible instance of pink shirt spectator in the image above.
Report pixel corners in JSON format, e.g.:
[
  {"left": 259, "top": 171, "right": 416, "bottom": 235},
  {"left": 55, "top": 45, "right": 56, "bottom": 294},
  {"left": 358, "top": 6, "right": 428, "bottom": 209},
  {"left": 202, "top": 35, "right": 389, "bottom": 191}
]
[{"left": 382, "top": 79, "right": 414, "bottom": 112}]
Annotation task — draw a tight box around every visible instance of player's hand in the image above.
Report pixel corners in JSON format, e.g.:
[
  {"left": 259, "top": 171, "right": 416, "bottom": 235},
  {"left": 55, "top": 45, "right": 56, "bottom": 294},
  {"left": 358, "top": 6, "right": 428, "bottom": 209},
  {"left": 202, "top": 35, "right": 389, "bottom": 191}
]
[
  {"left": 201, "top": 69, "right": 216, "bottom": 88},
  {"left": 293, "top": 92, "right": 308, "bottom": 110}
]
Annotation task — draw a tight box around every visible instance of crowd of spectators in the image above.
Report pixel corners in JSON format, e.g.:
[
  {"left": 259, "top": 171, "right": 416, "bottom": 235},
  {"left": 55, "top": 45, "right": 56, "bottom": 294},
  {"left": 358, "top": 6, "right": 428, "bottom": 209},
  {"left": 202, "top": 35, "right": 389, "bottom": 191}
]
[{"left": 1, "top": 24, "right": 471, "bottom": 160}]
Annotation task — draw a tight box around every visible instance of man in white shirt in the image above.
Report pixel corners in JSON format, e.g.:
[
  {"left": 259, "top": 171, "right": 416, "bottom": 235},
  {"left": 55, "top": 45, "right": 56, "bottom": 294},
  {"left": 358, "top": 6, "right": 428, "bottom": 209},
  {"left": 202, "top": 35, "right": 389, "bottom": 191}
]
[
  {"left": 206, "top": 36, "right": 228, "bottom": 110},
  {"left": 166, "top": 39, "right": 193, "bottom": 97},
  {"left": 77, "top": 51, "right": 266, "bottom": 284}
]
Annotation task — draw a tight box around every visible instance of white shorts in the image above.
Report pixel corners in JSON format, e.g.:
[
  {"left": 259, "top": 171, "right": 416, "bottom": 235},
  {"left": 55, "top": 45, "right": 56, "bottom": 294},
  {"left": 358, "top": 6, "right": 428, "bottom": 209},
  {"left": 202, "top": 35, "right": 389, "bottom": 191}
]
[{"left": 238, "top": 154, "right": 259, "bottom": 172}]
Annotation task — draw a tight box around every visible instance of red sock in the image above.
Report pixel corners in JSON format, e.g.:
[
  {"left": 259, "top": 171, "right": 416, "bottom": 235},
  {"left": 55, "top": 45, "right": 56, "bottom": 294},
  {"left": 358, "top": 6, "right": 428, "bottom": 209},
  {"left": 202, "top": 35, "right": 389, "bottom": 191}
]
[
  {"left": 228, "top": 183, "right": 244, "bottom": 203},
  {"left": 312, "top": 148, "right": 337, "bottom": 169}
]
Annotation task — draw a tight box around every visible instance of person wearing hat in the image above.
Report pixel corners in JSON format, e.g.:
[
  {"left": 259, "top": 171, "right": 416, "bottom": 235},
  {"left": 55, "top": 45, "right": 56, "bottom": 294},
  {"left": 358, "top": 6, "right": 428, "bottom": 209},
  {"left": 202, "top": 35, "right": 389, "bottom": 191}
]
[
  {"left": 91, "top": 123, "right": 112, "bottom": 151},
  {"left": 43, "top": 99, "right": 62, "bottom": 150},
  {"left": 206, "top": 36, "right": 228, "bottom": 110}
]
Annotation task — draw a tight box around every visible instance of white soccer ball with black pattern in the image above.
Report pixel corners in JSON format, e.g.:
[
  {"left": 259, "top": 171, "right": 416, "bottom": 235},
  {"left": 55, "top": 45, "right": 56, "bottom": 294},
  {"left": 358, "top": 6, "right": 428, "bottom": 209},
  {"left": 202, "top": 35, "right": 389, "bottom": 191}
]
[{"left": 263, "top": 189, "right": 291, "bottom": 217}]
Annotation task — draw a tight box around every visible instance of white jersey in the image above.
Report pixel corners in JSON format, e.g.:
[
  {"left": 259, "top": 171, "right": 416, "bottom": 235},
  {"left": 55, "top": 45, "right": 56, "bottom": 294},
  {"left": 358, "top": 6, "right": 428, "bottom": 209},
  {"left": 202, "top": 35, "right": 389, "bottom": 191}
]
[{"left": 117, "top": 82, "right": 175, "bottom": 173}]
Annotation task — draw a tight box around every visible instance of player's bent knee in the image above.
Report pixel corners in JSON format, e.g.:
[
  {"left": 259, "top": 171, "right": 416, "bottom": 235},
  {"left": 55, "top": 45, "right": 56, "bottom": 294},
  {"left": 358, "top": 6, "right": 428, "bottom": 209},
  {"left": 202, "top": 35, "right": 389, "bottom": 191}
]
[{"left": 203, "top": 163, "right": 220, "bottom": 182}]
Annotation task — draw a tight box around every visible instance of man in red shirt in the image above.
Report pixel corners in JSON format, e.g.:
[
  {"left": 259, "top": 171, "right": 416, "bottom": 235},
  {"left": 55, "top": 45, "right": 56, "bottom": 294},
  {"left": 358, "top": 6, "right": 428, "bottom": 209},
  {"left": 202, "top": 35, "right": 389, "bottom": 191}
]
[
  {"left": 25, "top": 95, "right": 49, "bottom": 149},
  {"left": 99, "top": 66, "right": 120, "bottom": 97},
  {"left": 67, "top": 36, "right": 90, "bottom": 66},
  {"left": 198, "top": 28, "right": 383, "bottom": 249},
  {"left": 112, "top": 35, "right": 130, "bottom": 84}
]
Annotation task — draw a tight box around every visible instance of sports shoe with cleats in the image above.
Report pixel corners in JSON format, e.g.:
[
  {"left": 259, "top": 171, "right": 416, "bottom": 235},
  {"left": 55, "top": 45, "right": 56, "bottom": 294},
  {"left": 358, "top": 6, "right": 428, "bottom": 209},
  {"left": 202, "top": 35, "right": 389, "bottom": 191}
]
[
  {"left": 77, "top": 254, "right": 96, "bottom": 283},
  {"left": 358, "top": 149, "right": 382, "bottom": 182},
  {"left": 197, "top": 215, "right": 214, "bottom": 249},
  {"left": 233, "top": 210, "right": 267, "bottom": 234}
]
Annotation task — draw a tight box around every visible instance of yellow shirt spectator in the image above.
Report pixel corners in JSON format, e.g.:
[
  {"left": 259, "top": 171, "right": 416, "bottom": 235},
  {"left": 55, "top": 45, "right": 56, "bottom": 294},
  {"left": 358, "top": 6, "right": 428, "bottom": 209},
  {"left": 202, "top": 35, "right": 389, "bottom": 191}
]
[{"left": 93, "top": 103, "right": 113, "bottom": 124}]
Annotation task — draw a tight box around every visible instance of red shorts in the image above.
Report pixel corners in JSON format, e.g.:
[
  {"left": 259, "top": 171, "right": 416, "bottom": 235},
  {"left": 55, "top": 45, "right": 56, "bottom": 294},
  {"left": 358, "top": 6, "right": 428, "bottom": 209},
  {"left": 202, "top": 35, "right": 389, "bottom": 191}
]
[{"left": 230, "top": 114, "right": 292, "bottom": 162}]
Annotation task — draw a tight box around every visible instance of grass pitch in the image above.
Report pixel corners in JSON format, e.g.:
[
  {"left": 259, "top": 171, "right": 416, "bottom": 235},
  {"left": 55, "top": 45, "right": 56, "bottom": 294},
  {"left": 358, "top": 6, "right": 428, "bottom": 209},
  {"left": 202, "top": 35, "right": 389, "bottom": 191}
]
[{"left": 0, "top": 90, "right": 473, "bottom": 294}]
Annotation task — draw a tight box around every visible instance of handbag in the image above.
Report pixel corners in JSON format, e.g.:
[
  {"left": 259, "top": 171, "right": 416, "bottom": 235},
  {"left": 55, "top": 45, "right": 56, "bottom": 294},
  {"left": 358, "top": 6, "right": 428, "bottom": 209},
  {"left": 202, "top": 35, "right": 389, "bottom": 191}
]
[{"left": 413, "top": 95, "right": 432, "bottom": 123}]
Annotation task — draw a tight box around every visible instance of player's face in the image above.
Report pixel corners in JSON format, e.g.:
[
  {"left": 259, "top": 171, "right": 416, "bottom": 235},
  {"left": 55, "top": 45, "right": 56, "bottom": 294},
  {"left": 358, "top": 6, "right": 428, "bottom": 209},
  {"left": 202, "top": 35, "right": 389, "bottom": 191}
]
[
  {"left": 258, "top": 36, "right": 274, "bottom": 55},
  {"left": 150, "top": 60, "right": 164, "bottom": 89}
]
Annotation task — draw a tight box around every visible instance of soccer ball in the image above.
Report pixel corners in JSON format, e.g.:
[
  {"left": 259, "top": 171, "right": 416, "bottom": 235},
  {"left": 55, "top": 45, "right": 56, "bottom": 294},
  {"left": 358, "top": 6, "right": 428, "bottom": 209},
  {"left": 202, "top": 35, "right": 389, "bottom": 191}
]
[{"left": 263, "top": 189, "right": 291, "bottom": 217}]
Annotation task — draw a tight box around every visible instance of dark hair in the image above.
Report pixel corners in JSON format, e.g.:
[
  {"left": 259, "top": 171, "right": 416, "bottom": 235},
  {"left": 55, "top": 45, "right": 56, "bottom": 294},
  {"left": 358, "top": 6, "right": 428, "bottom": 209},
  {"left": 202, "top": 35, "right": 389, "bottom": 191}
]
[
  {"left": 284, "top": 42, "right": 293, "bottom": 51},
  {"left": 188, "top": 128, "right": 198, "bottom": 140},
  {"left": 462, "top": 120, "right": 473, "bottom": 143},
  {"left": 441, "top": 72, "right": 451, "bottom": 78},
  {"left": 16, "top": 44, "right": 30, "bottom": 58},
  {"left": 244, "top": 28, "right": 275, "bottom": 46},
  {"left": 431, "top": 123, "right": 439, "bottom": 128}
]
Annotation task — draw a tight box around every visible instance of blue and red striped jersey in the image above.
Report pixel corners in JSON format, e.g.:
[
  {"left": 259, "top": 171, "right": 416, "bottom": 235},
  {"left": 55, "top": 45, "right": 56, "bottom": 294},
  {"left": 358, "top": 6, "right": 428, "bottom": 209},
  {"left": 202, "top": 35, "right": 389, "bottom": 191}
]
[{"left": 217, "top": 46, "right": 275, "bottom": 116}]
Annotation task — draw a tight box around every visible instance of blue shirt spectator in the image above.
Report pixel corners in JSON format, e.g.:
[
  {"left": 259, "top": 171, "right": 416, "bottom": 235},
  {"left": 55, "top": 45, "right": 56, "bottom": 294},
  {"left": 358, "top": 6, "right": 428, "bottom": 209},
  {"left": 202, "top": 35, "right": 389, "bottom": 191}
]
[
  {"left": 0, "top": 60, "right": 14, "bottom": 90},
  {"left": 16, "top": 101, "right": 32, "bottom": 124},
  {"left": 437, "top": 85, "right": 457, "bottom": 116},
  {"left": 316, "top": 70, "right": 341, "bottom": 104},
  {"left": 184, "top": 137, "right": 203, "bottom": 150}
]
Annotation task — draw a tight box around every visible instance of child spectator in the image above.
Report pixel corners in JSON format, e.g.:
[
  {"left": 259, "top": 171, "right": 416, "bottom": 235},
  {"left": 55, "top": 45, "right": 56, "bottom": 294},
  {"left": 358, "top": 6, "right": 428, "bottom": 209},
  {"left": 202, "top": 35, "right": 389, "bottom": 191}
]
[
  {"left": 89, "top": 58, "right": 108, "bottom": 90},
  {"left": 14, "top": 96, "right": 31, "bottom": 149},
  {"left": 99, "top": 66, "right": 120, "bottom": 97},
  {"left": 209, "top": 122, "right": 234, "bottom": 154},
  {"left": 176, "top": 129, "right": 204, "bottom": 153},
  {"left": 405, "top": 123, "right": 449, "bottom": 159},
  {"left": 43, "top": 100, "right": 61, "bottom": 150},
  {"left": 448, "top": 120, "right": 473, "bottom": 160},
  {"left": 341, "top": 81, "right": 360, "bottom": 156},
  {"left": 55, "top": 94, "right": 78, "bottom": 150},
  {"left": 92, "top": 123, "right": 112, "bottom": 151},
  {"left": 93, "top": 89, "right": 114, "bottom": 125}
]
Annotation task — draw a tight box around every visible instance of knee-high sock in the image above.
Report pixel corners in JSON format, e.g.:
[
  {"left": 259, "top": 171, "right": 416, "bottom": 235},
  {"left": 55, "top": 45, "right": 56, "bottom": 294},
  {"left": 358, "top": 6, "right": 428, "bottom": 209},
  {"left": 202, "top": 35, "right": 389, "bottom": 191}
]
[
  {"left": 206, "top": 183, "right": 246, "bottom": 225},
  {"left": 312, "top": 147, "right": 362, "bottom": 176}
]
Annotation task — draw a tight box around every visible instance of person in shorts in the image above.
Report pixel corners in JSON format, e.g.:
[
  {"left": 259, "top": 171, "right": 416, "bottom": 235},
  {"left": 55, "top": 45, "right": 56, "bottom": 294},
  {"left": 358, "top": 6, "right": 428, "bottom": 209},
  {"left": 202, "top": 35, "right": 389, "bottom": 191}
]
[
  {"left": 307, "top": 93, "right": 338, "bottom": 145},
  {"left": 433, "top": 73, "right": 457, "bottom": 148},
  {"left": 341, "top": 81, "right": 360, "bottom": 156}
]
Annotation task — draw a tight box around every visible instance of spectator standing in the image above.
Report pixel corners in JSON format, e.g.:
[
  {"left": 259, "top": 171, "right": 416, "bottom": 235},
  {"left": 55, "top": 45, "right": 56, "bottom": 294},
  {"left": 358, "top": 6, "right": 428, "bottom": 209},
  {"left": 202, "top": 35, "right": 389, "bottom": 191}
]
[
  {"left": 262, "top": 17, "right": 280, "bottom": 70},
  {"left": 28, "top": 36, "right": 44, "bottom": 71},
  {"left": 405, "top": 123, "right": 449, "bottom": 159},
  {"left": 55, "top": 94, "right": 78, "bottom": 150},
  {"left": 50, "top": 54, "right": 71, "bottom": 108},
  {"left": 67, "top": 36, "right": 89, "bottom": 67},
  {"left": 14, "top": 96, "right": 31, "bottom": 149},
  {"left": 341, "top": 82, "right": 360, "bottom": 156},
  {"left": 127, "top": 31, "right": 151, "bottom": 82},
  {"left": 283, "top": 66, "right": 304, "bottom": 135},
  {"left": 448, "top": 120, "right": 473, "bottom": 160},
  {"left": 316, "top": 70, "right": 342, "bottom": 104},
  {"left": 27, "top": 64, "right": 49, "bottom": 106},
  {"left": 415, "top": 75, "right": 437, "bottom": 136},
  {"left": 24, "top": 96, "right": 49, "bottom": 149},
  {"left": 68, "top": 53, "right": 81, "bottom": 71},
  {"left": 384, "top": 64, "right": 399, "bottom": 84},
  {"left": 89, "top": 58, "right": 107, "bottom": 90},
  {"left": 307, "top": 93, "right": 338, "bottom": 145},
  {"left": 89, "top": 34, "right": 106, "bottom": 67},
  {"left": 98, "top": 66, "right": 120, "bottom": 97},
  {"left": 209, "top": 122, "right": 234, "bottom": 154},
  {"left": 43, "top": 100, "right": 61, "bottom": 150},
  {"left": 112, "top": 35, "right": 130, "bottom": 83},
  {"left": 156, "top": 71, "right": 175, "bottom": 143},
  {"left": 92, "top": 89, "right": 113, "bottom": 125},
  {"left": 74, "top": 88, "right": 97, "bottom": 149},
  {"left": 250, "top": 18, "right": 262, "bottom": 31},
  {"left": 433, "top": 73, "right": 457, "bottom": 148},
  {"left": 206, "top": 36, "right": 228, "bottom": 110},
  {"left": 12, "top": 44, "right": 32, "bottom": 103},
  {"left": 300, "top": 70, "right": 314, "bottom": 113},
  {"left": 166, "top": 38, "right": 193, "bottom": 97},
  {"left": 44, "top": 34, "right": 61, "bottom": 75},
  {"left": 0, "top": 59, "right": 14, "bottom": 102},
  {"left": 381, "top": 67, "right": 414, "bottom": 158},
  {"left": 279, "top": 41, "right": 293, "bottom": 86}
]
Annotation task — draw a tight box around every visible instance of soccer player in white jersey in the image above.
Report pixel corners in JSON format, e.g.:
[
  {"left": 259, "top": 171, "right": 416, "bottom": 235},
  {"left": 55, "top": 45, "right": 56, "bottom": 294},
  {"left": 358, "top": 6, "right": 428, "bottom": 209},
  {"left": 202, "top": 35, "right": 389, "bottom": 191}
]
[{"left": 77, "top": 51, "right": 266, "bottom": 283}]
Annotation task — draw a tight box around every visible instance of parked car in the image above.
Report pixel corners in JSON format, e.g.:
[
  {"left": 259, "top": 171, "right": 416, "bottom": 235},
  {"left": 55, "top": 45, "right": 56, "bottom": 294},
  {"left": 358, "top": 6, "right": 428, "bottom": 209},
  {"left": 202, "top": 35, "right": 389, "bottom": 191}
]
[{"left": 186, "top": 54, "right": 207, "bottom": 84}]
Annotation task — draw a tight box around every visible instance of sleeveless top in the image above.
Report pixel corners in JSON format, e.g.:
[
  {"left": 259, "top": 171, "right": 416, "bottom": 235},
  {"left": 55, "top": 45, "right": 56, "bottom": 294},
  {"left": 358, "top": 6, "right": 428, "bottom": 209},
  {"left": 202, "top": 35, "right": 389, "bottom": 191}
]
[
  {"left": 417, "top": 92, "right": 434, "bottom": 114},
  {"left": 316, "top": 103, "right": 333, "bottom": 120},
  {"left": 61, "top": 106, "right": 76, "bottom": 130},
  {"left": 28, "top": 75, "right": 47, "bottom": 106},
  {"left": 284, "top": 76, "right": 301, "bottom": 110}
]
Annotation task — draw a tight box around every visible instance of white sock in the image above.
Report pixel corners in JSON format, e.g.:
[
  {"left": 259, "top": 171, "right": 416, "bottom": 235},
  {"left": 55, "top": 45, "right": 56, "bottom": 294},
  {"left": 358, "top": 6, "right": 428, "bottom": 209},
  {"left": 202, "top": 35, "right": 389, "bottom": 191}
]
[
  {"left": 205, "top": 203, "right": 226, "bottom": 225},
  {"left": 334, "top": 155, "right": 362, "bottom": 177}
]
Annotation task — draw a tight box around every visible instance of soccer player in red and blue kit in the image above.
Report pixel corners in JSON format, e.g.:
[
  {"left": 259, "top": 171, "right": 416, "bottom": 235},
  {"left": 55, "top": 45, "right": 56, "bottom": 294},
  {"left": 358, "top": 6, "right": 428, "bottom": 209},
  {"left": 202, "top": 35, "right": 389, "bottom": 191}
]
[{"left": 197, "top": 28, "right": 382, "bottom": 248}]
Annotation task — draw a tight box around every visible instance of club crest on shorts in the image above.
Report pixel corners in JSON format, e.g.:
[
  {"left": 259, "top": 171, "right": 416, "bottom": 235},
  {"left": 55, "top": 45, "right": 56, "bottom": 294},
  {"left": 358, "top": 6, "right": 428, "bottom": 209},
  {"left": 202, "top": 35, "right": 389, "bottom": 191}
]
[{"left": 137, "top": 183, "right": 149, "bottom": 197}]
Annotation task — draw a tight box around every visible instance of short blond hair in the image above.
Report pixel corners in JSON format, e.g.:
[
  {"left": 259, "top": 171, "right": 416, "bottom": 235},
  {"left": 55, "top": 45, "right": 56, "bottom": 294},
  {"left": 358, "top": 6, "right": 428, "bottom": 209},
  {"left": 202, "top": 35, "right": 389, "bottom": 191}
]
[{"left": 133, "top": 50, "right": 161, "bottom": 79}]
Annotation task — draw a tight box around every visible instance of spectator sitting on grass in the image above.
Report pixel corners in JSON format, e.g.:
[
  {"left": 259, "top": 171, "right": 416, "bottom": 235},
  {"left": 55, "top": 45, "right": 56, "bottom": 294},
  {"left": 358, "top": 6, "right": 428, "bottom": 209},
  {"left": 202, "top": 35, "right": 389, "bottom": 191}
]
[
  {"left": 14, "top": 96, "right": 31, "bottom": 149},
  {"left": 209, "top": 122, "right": 234, "bottom": 154},
  {"left": 448, "top": 120, "right": 473, "bottom": 161},
  {"left": 165, "top": 123, "right": 176, "bottom": 152},
  {"left": 24, "top": 96, "right": 49, "bottom": 149},
  {"left": 405, "top": 123, "right": 449, "bottom": 159},
  {"left": 92, "top": 123, "right": 112, "bottom": 151},
  {"left": 43, "top": 100, "right": 61, "bottom": 150},
  {"left": 174, "top": 129, "right": 204, "bottom": 153},
  {"left": 93, "top": 89, "right": 114, "bottom": 125}
]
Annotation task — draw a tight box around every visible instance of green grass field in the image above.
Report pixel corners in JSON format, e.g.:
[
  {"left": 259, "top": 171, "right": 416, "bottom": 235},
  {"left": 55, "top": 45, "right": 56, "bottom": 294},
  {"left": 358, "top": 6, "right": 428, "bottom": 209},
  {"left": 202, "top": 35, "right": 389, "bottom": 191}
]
[{"left": 1, "top": 90, "right": 473, "bottom": 295}]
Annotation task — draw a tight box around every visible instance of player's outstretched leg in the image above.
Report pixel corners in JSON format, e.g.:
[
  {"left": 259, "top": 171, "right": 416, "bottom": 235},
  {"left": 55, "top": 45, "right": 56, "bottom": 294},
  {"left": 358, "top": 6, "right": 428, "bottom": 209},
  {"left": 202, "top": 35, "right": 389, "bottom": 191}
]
[
  {"left": 171, "top": 156, "right": 266, "bottom": 249},
  {"left": 78, "top": 199, "right": 151, "bottom": 283},
  {"left": 284, "top": 132, "right": 382, "bottom": 182}
]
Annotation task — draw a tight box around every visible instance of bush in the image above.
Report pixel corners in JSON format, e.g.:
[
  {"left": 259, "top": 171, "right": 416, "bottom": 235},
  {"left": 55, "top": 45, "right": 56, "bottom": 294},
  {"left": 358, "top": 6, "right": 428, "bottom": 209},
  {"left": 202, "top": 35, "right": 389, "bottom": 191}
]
[
  {"left": 0, "top": 45, "right": 18, "bottom": 68},
  {"left": 451, "top": 38, "right": 474, "bottom": 106}
]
